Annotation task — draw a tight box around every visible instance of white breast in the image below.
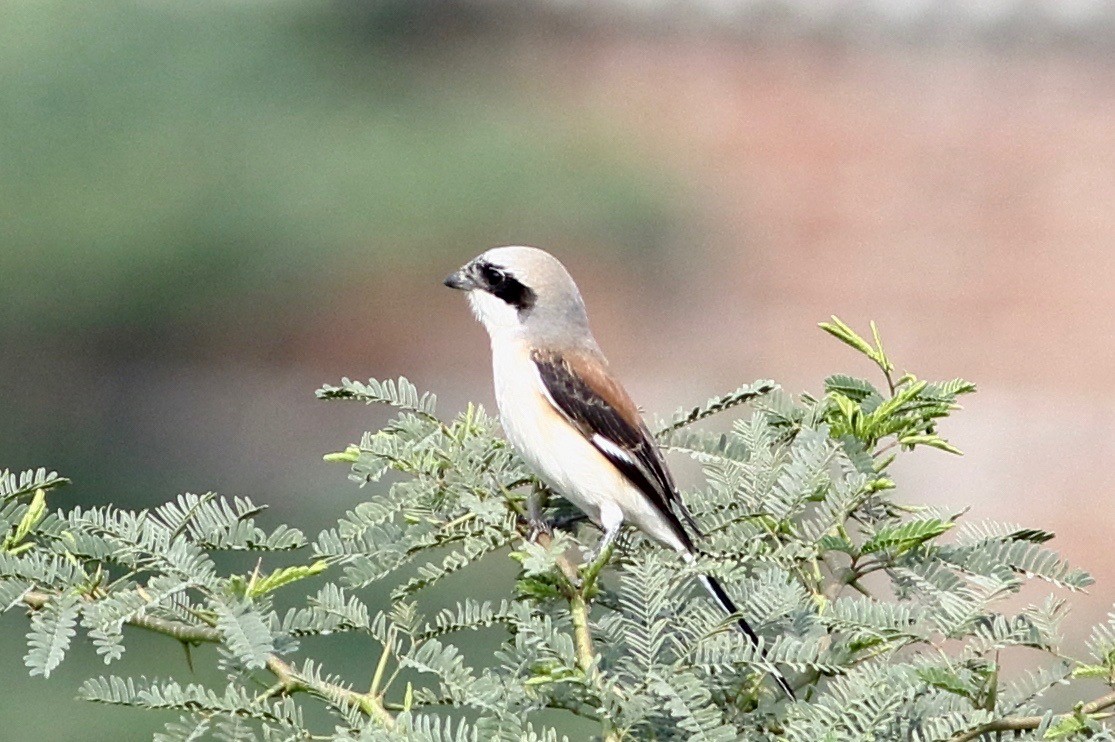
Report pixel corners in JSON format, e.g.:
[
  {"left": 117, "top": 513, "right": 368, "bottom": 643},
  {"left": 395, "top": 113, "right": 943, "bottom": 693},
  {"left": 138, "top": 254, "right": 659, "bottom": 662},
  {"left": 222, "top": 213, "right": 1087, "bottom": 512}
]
[{"left": 488, "top": 338, "right": 688, "bottom": 552}]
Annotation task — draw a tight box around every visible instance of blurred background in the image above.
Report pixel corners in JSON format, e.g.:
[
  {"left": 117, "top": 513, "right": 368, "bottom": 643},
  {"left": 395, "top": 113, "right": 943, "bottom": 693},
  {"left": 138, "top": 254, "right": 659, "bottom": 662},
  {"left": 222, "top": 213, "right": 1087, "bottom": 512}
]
[{"left": 3, "top": 1, "right": 1114, "bottom": 738}]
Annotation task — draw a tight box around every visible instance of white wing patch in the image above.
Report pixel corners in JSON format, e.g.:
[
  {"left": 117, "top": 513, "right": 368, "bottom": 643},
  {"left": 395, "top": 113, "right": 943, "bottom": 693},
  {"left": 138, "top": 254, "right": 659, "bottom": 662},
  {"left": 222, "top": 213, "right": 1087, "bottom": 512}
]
[{"left": 591, "top": 433, "right": 638, "bottom": 469}]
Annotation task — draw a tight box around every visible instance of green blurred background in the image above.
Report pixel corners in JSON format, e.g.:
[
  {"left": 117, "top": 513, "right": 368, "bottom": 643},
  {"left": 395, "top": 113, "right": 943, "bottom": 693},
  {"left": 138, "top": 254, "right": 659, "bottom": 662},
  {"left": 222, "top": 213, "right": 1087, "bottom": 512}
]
[{"left": 4, "top": 1, "right": 1115, "bottom": 738}]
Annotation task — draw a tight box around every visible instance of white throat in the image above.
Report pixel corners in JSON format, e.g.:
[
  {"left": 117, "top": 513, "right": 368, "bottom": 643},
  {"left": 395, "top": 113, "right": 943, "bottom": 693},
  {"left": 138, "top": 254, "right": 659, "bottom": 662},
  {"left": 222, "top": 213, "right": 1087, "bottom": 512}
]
[{"left": 468, "top": 290, "right": 526, "bottom": 346}]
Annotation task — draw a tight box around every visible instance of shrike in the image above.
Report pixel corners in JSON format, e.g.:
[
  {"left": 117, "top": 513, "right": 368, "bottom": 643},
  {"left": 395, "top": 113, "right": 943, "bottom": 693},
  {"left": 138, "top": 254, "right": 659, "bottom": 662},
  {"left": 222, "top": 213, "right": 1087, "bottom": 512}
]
[{"left": 444, "top": 245, "right": 793, "bottom": 698}]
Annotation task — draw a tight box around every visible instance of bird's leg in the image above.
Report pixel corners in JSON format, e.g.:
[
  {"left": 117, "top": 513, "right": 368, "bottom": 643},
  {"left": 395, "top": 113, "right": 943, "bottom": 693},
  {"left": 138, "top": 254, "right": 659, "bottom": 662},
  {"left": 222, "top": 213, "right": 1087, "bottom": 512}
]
[
  {"left": 526, "top": 485, "right": 551, "bottom": 542},
  {"left": 581, "top": 503, "right": 624, "bottom": 588},
  {"left": 584, "top": 522, "right": 620, "bottom": 565},
  {"left": 579, "top": 523, "right": 619, "bottom": 591}
]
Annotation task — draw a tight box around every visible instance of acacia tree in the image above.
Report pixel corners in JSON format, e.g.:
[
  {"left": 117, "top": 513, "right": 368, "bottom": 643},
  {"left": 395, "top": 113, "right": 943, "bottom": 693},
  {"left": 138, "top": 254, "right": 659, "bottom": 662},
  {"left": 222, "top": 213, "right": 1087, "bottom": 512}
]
[{"left": 2, "top": 319, "right": 1113, "bottom": 740}]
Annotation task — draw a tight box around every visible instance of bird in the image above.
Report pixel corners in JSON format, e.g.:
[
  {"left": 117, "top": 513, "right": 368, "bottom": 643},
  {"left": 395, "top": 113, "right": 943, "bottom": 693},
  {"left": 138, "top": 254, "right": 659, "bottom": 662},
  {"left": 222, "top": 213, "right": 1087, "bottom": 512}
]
[{"left": 443, "top": 245, "right": 793, "bottom": 698}]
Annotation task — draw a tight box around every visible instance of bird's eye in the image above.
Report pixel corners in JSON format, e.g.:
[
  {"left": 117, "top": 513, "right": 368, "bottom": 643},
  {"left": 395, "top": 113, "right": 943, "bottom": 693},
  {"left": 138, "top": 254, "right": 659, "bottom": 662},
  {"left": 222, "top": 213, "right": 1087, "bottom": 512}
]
[
  {"left": 480, "top": 264, "right": 506, "bottom": 288},
  {"left": 477, "top": 262, "right": 536, "bottom": 311}
]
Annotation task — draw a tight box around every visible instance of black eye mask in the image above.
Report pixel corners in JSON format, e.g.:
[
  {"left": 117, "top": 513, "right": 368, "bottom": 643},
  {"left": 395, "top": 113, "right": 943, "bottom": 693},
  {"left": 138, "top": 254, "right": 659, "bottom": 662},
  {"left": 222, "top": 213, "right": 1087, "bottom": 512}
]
[{"left": 477, "top": 263, "right": 536, "bottom": 312}]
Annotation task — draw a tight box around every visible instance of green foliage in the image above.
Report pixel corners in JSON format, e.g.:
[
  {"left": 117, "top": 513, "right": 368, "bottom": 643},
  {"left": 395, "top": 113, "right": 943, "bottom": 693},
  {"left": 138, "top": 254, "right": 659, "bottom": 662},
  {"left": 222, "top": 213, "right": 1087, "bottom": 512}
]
[
  {"left": 3, "top": 319, "right": 1112, "bottom": 740},
  {"left": 24, "top": 592, "right": 80, "bottom": 679},
  {"left": 0, "top": 467, "right": 70, "bottom": 501}
]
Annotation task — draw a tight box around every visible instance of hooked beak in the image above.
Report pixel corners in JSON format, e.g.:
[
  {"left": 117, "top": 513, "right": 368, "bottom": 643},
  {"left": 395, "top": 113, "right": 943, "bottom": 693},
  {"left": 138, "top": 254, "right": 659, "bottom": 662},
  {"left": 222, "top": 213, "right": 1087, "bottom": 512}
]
[{"left": 443, "top": 268, "right": 475, "bottom": 291}]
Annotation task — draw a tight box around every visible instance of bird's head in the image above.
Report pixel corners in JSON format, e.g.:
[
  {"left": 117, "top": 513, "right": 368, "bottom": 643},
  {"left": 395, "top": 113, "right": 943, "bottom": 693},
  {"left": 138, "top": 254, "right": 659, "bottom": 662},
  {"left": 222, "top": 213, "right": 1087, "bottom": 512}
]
[{"left": 444, "top": 246, "right": 594, "bottom": 347}]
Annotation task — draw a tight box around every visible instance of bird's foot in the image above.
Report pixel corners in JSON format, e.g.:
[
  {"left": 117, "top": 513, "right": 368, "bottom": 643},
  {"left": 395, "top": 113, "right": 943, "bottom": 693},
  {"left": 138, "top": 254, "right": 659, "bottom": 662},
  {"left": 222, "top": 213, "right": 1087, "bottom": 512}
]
[
  {"left": 526, "top": 516, "right": 552, "bottom": 543},
  {"left": 581, "top": 545, "right": 604, "bottom": 568}
]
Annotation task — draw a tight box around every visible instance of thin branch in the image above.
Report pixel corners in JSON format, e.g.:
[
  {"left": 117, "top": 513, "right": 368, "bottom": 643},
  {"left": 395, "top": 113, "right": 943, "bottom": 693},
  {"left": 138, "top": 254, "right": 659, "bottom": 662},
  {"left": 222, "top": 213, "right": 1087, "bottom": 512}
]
[
  {"left": 22, "top": 590, "right": 395, "bottom": 730},
  {"left": 950, "top": 689, "right": 1115, "bottom": 741},
  {"left": 654, "top": 381, "right": 777, "bottom": 438},
  {"left": 569, "top": 591, "right": 596, "bottom": 676},
  {"left": 532, "top": 531, "right": 593, "bottom": 670},
  {"left": 531, "top": 531, "right": 621, "bottom": 742},
  {"left": 872, "top": 440, "right": 901, "bottom": 459},
  {"left": 24, "top": 590, "right": 219, "bottom": 644},
  {"left": 368, "top": 627, "right": 395, "bottom": 698}
]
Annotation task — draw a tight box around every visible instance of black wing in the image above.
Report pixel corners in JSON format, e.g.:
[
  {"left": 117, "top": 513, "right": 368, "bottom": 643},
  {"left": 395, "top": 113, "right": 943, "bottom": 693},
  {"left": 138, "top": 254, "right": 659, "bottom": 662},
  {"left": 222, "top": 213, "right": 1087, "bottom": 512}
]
[
  {"left": 532, "top": 350, "right": 795, "bottom": 697},
  {"left": 531, "top": 349, "right": 700, "bottom": 551}
]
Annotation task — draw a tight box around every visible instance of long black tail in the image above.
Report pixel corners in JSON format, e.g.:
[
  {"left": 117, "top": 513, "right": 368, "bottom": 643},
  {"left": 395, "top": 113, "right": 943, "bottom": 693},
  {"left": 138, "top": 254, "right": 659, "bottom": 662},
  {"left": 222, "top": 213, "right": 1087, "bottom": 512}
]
[{"left": 697, "top": 573, "right": 796, "bottom": 700}]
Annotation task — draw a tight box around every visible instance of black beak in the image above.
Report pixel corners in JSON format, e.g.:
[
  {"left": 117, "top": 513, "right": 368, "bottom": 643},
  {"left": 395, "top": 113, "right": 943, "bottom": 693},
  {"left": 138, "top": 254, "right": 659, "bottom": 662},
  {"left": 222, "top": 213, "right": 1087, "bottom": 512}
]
[{"left": 443, "top": 269, "right": 473, "bottom": 291}]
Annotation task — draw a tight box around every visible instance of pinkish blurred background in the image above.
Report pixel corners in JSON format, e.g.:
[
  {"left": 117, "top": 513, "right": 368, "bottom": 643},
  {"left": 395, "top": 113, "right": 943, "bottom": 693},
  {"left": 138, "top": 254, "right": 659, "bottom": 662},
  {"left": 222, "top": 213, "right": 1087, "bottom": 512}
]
[{"left": 2, "top": 2, "right": 1113, "bottom": 737}]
